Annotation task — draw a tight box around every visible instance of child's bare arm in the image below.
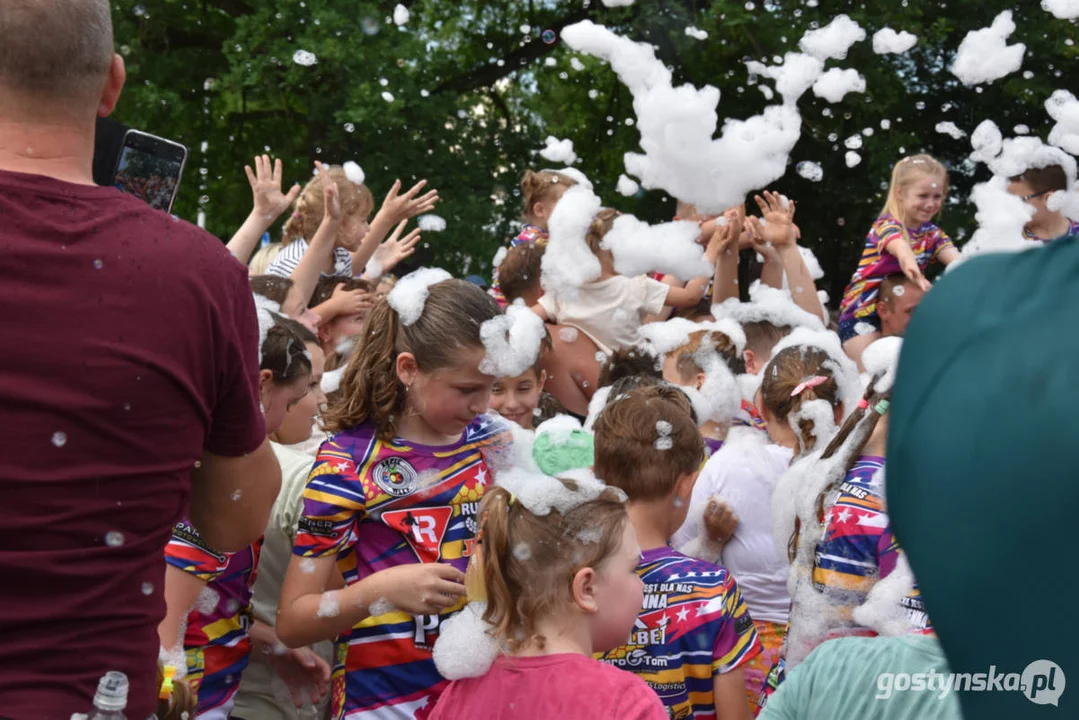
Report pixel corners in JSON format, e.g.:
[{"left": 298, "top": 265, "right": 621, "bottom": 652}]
[
  {"left": 883, "top": 233, "right": 932, "bottom": 291},
  {"left": 937, "top": 245, "right": 960, "bottom": 265},
  {"left": 750, "top": 192, "right": 826, "bottom": 321},
  {"left": 227, "top": 155, "right": 301, "bottom": 263},
  {"left": 713, "top": 668, "right": 754, "bottom": 720},
  {"left": 711, "top": 207, "right": 744, "bottom": 305},
  {"left": 282, "top": 165, "right": 340, "bottom": 316}
]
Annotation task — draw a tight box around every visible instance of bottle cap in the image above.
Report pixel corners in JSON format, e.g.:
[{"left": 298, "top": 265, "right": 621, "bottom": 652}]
[{"left": 93, "top": 671, "right": 129, "bottom": 711}]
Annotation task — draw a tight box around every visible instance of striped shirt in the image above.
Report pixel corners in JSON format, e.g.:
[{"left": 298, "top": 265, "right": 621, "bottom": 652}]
[
  {"left": 1023, "top": 219, "right": 1079, "bottom": 243},
  {"left": 838, "top": 215, "right": 954, "bottom": 323},
  {"left": 599, "top": 547, "right": 761, "bottom": 720},
  {"left": 293, "top": 416, "right": 510, "bottom": 719},
  {"left": 267, "top": 238, "right": 354, "bottom": 279},
  {"left": 164, "top": 521, "right": 261, "bottom": 715}
]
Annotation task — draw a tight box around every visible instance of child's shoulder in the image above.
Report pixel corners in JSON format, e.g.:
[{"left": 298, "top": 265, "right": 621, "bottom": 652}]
[{"left": 642, "top": 548, "right": 731, "bottom": 585}]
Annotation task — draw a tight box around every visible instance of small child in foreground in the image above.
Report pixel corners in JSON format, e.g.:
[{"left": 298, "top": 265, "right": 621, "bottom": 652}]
[
  {"left": 429, "top": 482, "right": 667, "bottom": 720},
  {"left": 594, "top": 385, "right": 761, "bottom": 720}
]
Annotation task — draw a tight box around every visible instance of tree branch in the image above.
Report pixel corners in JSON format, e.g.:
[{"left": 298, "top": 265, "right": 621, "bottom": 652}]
[{"left": 432, "top": 7, "right": 595, "bottom": 95}]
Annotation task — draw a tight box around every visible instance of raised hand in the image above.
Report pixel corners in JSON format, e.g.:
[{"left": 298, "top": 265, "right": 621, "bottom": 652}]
[
  {"left": 753, "top": 190, "right": 797, "bottom": 248},
  {"left": 329, "top": 284, "right": 375, "bottom": 317},
  {"left": 315, "top": 161, "right": 342, "bottom": 224},
  {"left": 369, "top": 220, "right": 423, "bottom": 276},
  {"left": 245, "top": 154, "right": 301, "bottom": 221},
  {"left": 377, "top": 179, "right": 440, "bottom": 225}
]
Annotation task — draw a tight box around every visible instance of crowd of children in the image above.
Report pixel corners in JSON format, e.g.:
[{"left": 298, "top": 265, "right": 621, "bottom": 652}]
[{"left": 149, "top": 149, "right": 1078, "bottom": 720}]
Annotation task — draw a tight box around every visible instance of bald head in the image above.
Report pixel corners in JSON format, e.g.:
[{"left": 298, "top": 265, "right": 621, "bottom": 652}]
[{"left": 0, "top": 0, "right": 114, "bottom": 110}]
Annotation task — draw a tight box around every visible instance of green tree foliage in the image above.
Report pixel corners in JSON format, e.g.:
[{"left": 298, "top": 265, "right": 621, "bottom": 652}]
[{"left": 110, "top": 0, "right": 1077, "bottom": 298}]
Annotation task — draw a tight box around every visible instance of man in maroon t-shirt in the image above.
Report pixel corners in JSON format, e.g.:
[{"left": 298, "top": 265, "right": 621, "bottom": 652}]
[{"left": 0, "top": 2, "right": 281, "bottom": 718}]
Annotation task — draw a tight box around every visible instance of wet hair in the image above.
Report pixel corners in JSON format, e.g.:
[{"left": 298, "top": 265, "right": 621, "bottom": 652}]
[
  {"left": 759, "top": 345, "right": 842, "bottom": 455},
  {"left": 262, "top": 315, "right": 314, "bottom": 384},
  {"left": 672, "top": 329, "right": 744, "bottom": 383},
  {"left": 1010, "top": 165, "right": 1068, "bottom": 196},
  {"left": 585, "top": 208, "right": 619, "bottom": 256},
  {"left": 882, "top": 154, "right": 949, "bottom": 237},
  {"left": 311, "top": 275, "right": 372, "bottom": 309},
  {"left": 323, "top": 279, "right": 501, "bottom": 438},
  {"left": 283, "top": 166, "right": 375, "bottom": 246},
  {"left": 520, "top": 169, "right": 577, "bottom": 222},
  {"left": 476, "top": 482, "right": 629, "bottom": 652},
  {"left": 0, "top": 0, "right": 114, "bottom": 104},
  {"left": 498, "top": 243, "right": 545, "bottom": 305},
  {"left": 156, "top": 663, "right": 196, "bottom": 720},
  {"left": 533, "top": 391, "right": 567, "bottom": 426},
  {"left": 250, "top": 274, "right": 294, "bottom": 305},
  {"left": 594, "top": 385, "right": 704, "bottom": 501},
  {"left": 598, "top": 347, "right": 662, "bottom": 388},
  {"left": 742, "top": 320, "right": 790, "bottom": 361}
]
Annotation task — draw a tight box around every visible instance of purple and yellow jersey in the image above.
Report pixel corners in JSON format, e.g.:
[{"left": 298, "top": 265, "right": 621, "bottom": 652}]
[
  {"left": 838, "top": 215, "right": 954, "bottom": 323},
  {"left": 165, "top": 521, "right": 260, "bottom": 714},
  {"left": 1024, "top": 219, "right": 1079, "bottom": 243},
  {"left": 489, "top": 224, "right": 549, "bottom": 306},
  {"left": 294, "top": 416, "right": 509, "bottom": 720},
  {"left": 599, "top": 548, "right": 761, "bottom": 720}
]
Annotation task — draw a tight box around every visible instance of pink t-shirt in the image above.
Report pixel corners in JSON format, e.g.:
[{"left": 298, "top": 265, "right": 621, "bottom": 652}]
[{"left": 428, "top": 653, "right": 667, "bottom": 720}]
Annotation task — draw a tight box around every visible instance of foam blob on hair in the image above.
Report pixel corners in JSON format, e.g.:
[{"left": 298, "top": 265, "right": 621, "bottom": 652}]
[
  {"left": 771, "top": 327, "right": 861, "bottom": 417},
  {"left": 387, "top": 268, "right": 453, "bottom": 326},
  {"left": 342, "top": 161, "right": 366, "bottom": 186},
  {"left": 479, "top": 302, "right": 546, "bottom": 378},
  {"left": 860, "top": 336, "right": 903, "bottom": 395},
  {"left": 432, "top": 602, "right": 500, "bottom": 680},
  {"left": 495, "top": 466, "right": 612, "bottom": 516},
  {"left": 713, "top": 285, "right": 825, "bottom": 331}
]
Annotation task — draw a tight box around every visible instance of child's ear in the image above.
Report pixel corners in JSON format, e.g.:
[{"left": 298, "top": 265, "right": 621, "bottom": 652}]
[
  {"left": 695, "top": 372, "right": 706, "bottom": 391},
  {"left": 743, "top": 349, "right": 758, "bottom": 375},
  {"left": 570, "top": 566, "right": 599, "bottom": 614},
  {"left": 675, "top": 471, "right": 699, "bottom": 501},
  {"left": 395, "top": 351, "right": 419, "bottom": 388},
  {"left": 539, "top": 369, "right": 548, "bottom": 390}
]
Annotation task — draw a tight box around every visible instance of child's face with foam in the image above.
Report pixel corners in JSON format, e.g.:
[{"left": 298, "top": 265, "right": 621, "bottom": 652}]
[
  {"left": 588, "top": 520, "right": 645, "bottom": 653},
  {"left": 488, "top": 368, "right": 545, "bottom": 430},
  {"left": 900, "top": 173, "right": 946, "bottom": 227},
  {"left": 410, "top": 347, "right": 496, "bottom": 440},
  {"left": 337, "top": 212, "right": 371, "bottom": 252}
]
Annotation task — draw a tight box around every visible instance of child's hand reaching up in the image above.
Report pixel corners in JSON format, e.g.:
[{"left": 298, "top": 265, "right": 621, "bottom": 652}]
[
  {"left": 375, "top": 179, "right": 440, "bottom": 227},
  {"left": 751, "top": 190, "right": 797, "bottom": 248},
  {"left": 367, "top": 220, "right": 422, "bottom": 278},
  {"left": 245, "top": 154, "right": 302, "bottom": 222}
]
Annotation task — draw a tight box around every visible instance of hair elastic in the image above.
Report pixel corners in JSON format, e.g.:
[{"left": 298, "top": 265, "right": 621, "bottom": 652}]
[
  {"left": 790, "top": 375, "right": 828, "bottom": 398},
  {"left": 159, "top": 665, "right": 176, "bottom": 701},
  {"left": 873, "top": 399, "right": 891, "bottom": 415},
  {"left": 858, "top": 398, "right": 870, "bottom": 410},
  {"left": 290, "top": 211, "right": 301, "bottom": 219}
]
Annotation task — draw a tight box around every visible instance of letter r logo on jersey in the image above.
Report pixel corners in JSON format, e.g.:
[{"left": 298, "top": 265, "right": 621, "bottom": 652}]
[{"left": 381, "top": 507, "right": 454, "bottom": 563}]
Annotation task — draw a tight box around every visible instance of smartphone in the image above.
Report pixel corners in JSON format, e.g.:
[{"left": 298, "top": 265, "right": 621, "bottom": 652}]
[{"left": 111, "top": 129, "right": 189, "bottom": 214}]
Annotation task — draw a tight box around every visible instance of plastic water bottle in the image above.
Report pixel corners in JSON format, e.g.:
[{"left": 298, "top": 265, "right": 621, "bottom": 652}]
[{"left": 88, "top": 671, "right": 128, "bottom": 719}]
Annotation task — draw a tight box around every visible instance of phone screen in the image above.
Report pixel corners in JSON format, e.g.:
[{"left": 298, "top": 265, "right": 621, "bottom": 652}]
[{"left": 113, "top": 133, "right": 187, "bottom": 213}]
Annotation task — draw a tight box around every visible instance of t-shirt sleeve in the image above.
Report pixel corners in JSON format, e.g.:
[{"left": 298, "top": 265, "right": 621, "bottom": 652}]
[
  {"left": 165, "top": 519, "right": 232, "bottom": 582},
  {"left": 636, "top": 276, "right": 671, "bottom": 315},
  {"left": 293, "top": 440, "right": 367, "bottom": 559},
  {"left": 537, "top": 292, "right": 559, "bottom": 322},
  {"left": 930, "top": 228, "right": 957, "bottom": 262},
  {"left": 872, "top": 217, "right": 906, "bottom": 254},
  {"left": 204, "top": 261, "right": 267, "bottom": 457},
  {"left": 711, "top": 574, "right": 762, "bottom": 674},
  {"left": 610, "top": 674, "right": 669, "bottom": 720}
]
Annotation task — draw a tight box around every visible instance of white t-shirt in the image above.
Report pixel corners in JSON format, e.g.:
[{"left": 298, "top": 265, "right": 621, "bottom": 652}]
[
  {"left": 233, "top": 441, "right": 333, "bottom": 720},
  {"left": 537, "top": 275, "right": 670, "bottom": 353},
  {"left": 266, "top": 237, "right": 353, "bottom": 278},
  {"left": 673, "top": 427, "right": 794, "bottom": 624}
]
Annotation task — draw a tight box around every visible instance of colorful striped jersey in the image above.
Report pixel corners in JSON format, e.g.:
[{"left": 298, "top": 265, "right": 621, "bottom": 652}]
[
  {"left": 838, "top": 215, "right": 955, "bottom": 322},
  {"left": 293, "top": 416, "right": 510, "bottom": 720},
  {"left": 733, "top": 399, "right": 768, "bottom": 434},
  {"left": 489, "top": 224, "right": 549, "bottom": 305},
  {"left": 1024, "top": 219, "right": 1079, "bottom": 243},
  {"left": 599, "top": 547, "right": 761, "bottom": 720},
  {"left": 164, "top": 521, "right": 261, "bottom": 715}
]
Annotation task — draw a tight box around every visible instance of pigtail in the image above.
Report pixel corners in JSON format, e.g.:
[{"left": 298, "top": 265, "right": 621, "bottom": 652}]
[
  {"left": 156, "top": 665, "right": 196, "bottom": 720},
  {"left": 322, "top": 297, "right": 406, "bottom": 438},
  {"left": 476, "top": 487, "right": 519, "bottom": 642},
  {"left": 760, "top": 346, "right": 843, "bottom": 457},
  {"left": 585, "top": 208, "right": 619, "bottom": 254},
  {"left": 282, "top": 189, "right": 310, "bottom": 246}
]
